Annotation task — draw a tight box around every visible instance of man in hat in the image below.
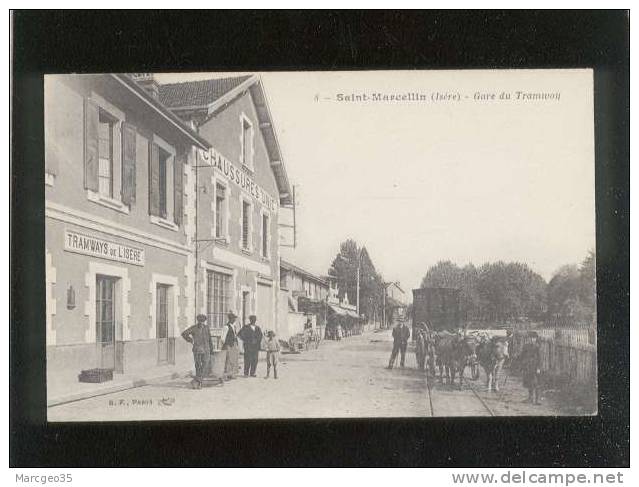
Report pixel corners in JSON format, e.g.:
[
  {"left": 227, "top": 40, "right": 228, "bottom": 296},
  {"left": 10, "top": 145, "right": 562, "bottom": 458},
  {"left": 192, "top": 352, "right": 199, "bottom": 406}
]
[
  {"left": 181, "top": 314, "right": 214, "bottom": 389},
  {"left": 517, "top": 331, "right": 543, "bottom": 404},
  {"left": 238, "top": 315, "right": 263, "bottom": 377},
  {"left": 222, "top": 310, "right": 239, "bottom": 380},
  {"left": 387, "top": 318, "right": 411, "bottom": 369}
]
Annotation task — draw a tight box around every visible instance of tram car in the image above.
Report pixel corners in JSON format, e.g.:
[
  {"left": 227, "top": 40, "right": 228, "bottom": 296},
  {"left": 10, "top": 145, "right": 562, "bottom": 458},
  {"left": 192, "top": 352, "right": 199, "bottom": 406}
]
[{"left": 412, "top": 287, "right": 461, "bottom": 336}]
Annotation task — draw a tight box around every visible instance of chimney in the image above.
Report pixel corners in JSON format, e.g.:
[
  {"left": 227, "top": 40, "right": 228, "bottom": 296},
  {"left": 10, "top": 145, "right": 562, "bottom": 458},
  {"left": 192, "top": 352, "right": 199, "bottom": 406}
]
[{"left": 130, "top": 73, "right": 159, "bottom": 99}]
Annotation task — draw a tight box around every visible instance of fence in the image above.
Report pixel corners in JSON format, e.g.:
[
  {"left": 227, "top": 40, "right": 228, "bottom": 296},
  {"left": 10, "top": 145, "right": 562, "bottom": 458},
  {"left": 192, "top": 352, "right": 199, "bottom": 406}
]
[{"left": 512, "top": 329, "right": 597, "bottom": 387}]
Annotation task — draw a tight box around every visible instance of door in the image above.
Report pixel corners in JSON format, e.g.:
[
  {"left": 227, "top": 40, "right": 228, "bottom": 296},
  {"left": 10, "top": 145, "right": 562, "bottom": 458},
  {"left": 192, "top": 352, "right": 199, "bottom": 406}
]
[
  {"left": 156, "top": 284, "right": 170, "bottom": 364},
  {"left": 257, "top": 283, "right": 273, "bottom": 331},
  {"left": 96, "top": 275, "right": 117, "bottom": 370},
  {"left": 242, "top": 291, "right": 250, "bottom": 326}
]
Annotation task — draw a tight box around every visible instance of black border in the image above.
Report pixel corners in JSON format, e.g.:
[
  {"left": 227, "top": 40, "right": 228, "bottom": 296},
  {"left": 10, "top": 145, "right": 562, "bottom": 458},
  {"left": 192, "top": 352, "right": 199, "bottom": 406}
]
[{"left": 11, "top": 10, "right": 630, "bottom": 467}]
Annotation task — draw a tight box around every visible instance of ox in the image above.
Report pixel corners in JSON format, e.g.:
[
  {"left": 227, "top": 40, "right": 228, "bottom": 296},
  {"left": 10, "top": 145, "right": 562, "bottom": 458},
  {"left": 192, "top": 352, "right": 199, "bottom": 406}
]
[
  {"left": 477, "top": 336, "right": 509, "bottom": 392},
  {"left": 435, "top": 332, "right": 479, "bottom": 389}
]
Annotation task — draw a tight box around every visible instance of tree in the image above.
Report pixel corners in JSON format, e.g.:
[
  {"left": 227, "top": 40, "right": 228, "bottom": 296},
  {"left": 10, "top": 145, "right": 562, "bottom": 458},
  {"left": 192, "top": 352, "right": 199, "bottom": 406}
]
[
  {"left": 420, "top": 260, "right": 547, "bottom": 324},
  {"left": 328, "top": 239, "right": 385, "bottom": 323}
]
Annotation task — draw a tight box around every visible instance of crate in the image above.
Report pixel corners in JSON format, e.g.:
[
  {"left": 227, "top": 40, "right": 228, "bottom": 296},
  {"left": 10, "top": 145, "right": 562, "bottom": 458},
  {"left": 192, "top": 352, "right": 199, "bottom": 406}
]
[{"left": 78, "top": 368, "right": 114, "bottom": 383}]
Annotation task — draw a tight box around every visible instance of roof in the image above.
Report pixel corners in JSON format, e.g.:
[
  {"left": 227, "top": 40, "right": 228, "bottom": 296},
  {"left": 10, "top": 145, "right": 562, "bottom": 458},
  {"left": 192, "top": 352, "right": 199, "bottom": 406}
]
[
  {"left": 112, "top": 74, "right": 211, "bottom": 150},
  {"left": 280, "top": 259, "right": 328, "bottom": 287},
  {"left": 158, "top": 74, "right": 293, "bottom": 206},
  {"left": 158, "top": 75, "right": 252, "bottom": 109}
]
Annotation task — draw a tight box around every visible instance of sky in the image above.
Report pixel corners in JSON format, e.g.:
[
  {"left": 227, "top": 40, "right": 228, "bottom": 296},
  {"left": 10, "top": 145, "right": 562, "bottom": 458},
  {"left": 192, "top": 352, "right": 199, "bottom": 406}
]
[{"left": 155, "top": 70, "right": 595, "bottom": 292}]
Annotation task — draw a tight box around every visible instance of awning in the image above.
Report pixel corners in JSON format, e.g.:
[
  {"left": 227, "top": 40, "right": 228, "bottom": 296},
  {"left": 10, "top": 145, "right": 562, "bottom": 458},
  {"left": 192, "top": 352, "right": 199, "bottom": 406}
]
[{"left": 328, "top": 304, "right": 360, "bottom": 319}]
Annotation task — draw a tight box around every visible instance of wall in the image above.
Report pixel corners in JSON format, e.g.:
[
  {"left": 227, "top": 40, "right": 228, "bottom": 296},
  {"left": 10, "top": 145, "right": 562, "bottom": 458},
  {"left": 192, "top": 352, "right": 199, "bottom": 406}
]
[
  {"left": 45, "top": 75, "right": 195, "bottom": 393},
  {"left": 192, "top": 89, "right": 282, "bottom": 336}
]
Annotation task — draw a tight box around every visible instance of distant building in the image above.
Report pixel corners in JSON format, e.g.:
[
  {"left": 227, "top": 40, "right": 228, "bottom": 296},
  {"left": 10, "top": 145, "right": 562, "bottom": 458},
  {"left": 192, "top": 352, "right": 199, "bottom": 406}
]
[
  {"left": 279, "top": 259, "right": 329, "bottom": 339},
  {"left": 384, "top": 282, "right": 408, "bottom": 327},
  {"left": 324, "top": 275, "right": 360, "bottom": 338}
]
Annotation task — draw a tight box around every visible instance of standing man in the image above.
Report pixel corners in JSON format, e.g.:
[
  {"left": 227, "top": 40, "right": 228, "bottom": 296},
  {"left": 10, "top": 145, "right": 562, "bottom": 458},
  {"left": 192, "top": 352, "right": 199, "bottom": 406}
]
[
  {"left": 517, "top": 331, "right": 543, "bottom": 405},
  {"left": 387, "top": 319, "right": 411, "bottom": 369},
  {"left": 238, "top": 315, "right": 263, "bottom": 377},
  {"left": 181, "top": 314, "right": 214, "bottom": 389},
  {"left": 222, "top": 310, "right": 239, "bottom": 380}
]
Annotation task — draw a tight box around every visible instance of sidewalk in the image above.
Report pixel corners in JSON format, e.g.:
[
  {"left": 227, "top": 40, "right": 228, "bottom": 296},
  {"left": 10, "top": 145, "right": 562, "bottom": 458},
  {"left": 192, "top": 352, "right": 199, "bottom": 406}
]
[{"left": 47, "top": 363, "right": 192, "bottom": 407}]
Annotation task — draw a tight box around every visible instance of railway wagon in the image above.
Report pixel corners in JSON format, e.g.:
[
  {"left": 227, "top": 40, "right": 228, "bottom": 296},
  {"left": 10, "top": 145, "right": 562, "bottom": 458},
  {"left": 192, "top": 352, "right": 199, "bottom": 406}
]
[{"left": 412, "top": 287, "right": 461, "bottom": 335}]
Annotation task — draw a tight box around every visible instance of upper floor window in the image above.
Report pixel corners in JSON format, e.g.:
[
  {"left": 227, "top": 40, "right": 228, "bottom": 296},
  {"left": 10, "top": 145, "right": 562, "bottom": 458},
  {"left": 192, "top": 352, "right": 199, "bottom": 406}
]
[
  {"left": 241, "top": 199, "right": 251, "bottom": 251},
  {"left": 84, "top": 94, "right": 130, "bottom": 214},
  {"left": 240, "top": 114, "right": 254, "bottom": 170},
  {"left": 215, "top": 183, "right": 227, "bottom": 239},
  {"left": 261, "top": 213, "right": 269, "bottom": 258},
  {"left": 149, "top": 135, "right": 182, "bottom": 230},
  {"left": 157, "top": 147, "right": 169, "bottom": 218},
  {"left": 97, "top": 110, "right": 115, "bottom": 198}
]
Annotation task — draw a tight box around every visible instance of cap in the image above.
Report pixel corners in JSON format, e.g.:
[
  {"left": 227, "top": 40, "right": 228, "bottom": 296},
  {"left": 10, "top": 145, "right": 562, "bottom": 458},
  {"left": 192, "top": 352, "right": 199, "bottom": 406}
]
[
  {"left": 196, "top": 314, "right": 207, "bottom": 323},
  {"left": 227, "top": 310, "right": 237, "bottom": 318},
  {"left": 249, "top": 314, "right": 257, "bottom": 321}
]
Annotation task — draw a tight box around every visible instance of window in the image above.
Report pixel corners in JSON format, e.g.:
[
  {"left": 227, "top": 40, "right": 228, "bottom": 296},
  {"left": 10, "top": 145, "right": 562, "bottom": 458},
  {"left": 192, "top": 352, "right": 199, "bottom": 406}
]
[
  {"left": 280, "top": 269, "right": 288, "bottom": 290},
  {"left": 98, "top": 110, "right": 115, "bottom": 197},
  {"left": 206, "top": 271, "right": 232, "bottom": 328},
  {"left": 215, "top": 184, "right": 226, "bottom": 239},
  {"left": 85, "top": 95, "right": 130, "bottom": 214},
  {"left": 241, "top": 116, "right": 253, "bottom": 169},
  {"left": 149, "top": 136, "right": 179, "bottom": 229},
  {"left": 261, "top": 213, "right": 269, "bottom": 258},
  {"left": 158, "top": 147, "right": 169, "bottom": 218},
  {"left": 241, "top": 200, "right": 251, "bottom": 250}
]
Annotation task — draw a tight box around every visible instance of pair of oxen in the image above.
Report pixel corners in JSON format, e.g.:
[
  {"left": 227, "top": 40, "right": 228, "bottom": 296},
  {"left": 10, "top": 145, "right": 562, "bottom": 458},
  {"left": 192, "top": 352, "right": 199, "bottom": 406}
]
[{"left": 414, "top": 324, "right": 509, "bottom": 391}]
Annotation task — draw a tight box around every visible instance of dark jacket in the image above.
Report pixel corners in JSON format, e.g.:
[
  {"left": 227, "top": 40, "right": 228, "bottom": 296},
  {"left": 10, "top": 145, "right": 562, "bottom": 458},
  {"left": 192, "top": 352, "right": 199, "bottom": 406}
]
[
  {"left": 222, "top": 322, "right": 238, "bottom": 349},
  {"left": 392, "top": 325, "right": 411, "bottom": 345},
  {"left": 238, "top": 324, "right": 263, "bottom": 352},
  {"left": 182, "top": 323, "right": 214, "bottom": 354}
]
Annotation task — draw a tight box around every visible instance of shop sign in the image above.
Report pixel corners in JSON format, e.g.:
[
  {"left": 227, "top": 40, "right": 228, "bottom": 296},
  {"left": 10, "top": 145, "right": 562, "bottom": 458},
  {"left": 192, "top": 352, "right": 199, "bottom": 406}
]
[
  {"left": 198, "top": 148, "right": 278, "bottom": 213},
  {"left": 64, "top": 230, "right": 145, "bottom": 266}
]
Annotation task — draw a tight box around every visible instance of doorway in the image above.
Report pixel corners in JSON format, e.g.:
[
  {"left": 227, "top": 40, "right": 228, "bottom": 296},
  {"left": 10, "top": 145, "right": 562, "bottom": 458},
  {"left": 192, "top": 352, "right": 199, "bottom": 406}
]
[
  {"left": 242, "top": 290, "right": 250, "bottom": 326},
  {"left": 96, "top": 275, "right": 118, "bottom": 370},
  {"left": 156, "top": 283, "right": 170, "bottom": 364}
]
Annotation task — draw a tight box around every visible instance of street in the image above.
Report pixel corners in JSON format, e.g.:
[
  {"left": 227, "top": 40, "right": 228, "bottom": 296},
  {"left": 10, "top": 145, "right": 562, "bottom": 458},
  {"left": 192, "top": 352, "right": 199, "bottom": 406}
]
[{"left": 48, "top": 329, "right": 564, "bottom": 421}]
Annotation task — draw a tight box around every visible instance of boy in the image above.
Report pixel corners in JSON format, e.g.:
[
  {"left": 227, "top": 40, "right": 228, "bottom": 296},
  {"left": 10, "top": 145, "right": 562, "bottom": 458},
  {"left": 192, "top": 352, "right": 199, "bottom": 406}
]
[{"left": 264, "top": 330, "right": 280, "bottom": 379}]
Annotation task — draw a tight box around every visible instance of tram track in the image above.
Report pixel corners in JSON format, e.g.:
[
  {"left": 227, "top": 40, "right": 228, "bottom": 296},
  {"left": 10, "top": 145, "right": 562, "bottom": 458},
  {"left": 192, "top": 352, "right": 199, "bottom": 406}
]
[{"left": 466, "top": 380, "right": 496, "bottom": 417}]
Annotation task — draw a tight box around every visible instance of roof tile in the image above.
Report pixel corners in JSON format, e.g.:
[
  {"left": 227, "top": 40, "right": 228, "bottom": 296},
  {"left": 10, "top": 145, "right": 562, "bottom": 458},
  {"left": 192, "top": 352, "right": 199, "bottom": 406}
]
[{"left": 158, "top": 75, "right": 252, "bottom": 109}]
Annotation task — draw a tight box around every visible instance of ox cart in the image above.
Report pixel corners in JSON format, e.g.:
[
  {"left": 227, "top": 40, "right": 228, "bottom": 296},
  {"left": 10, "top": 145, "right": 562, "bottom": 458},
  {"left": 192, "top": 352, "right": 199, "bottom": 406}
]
[{"left": 412, "top": 287, "right": 482, "bottom": 384}]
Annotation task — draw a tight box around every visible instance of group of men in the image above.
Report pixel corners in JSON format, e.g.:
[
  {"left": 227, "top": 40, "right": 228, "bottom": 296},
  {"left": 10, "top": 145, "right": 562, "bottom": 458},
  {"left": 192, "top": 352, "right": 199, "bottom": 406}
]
[
  {"left": 385, "top": 320, "right": 545, "bottom": 405},
  {"left": 181, "top": 311, "right": 280, "bottom": 389}
]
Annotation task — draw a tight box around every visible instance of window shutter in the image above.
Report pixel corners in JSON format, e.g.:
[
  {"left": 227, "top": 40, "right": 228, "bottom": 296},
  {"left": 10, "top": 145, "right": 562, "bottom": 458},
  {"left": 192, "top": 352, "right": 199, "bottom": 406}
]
[
  {"left": 149, "top": 142, "right": 160, "bottom": 216},
  {"left": 173, "top": 154, "right": 184, "bottom": 226},
  {"left": 84, "top": 99, "right": 99, "bottom": 191},
  {"left": 121, "top": 123, "right": 137, "bottom": 206}
]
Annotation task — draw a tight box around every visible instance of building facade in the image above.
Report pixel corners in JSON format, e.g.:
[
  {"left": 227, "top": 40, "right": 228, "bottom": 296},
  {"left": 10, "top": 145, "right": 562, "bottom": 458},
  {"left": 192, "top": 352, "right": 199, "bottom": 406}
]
[
  {"left": 279, "top": 259, "right": 329, "bottom": 339},
  {"left": 158, "top": 75, "right": 293, "bottom": 346},
  {"left": 45, "top": 74, "right": 211, "bottom": 396},
  {"left": 385, "top": 282, "right": 408, "bottom": 326}
]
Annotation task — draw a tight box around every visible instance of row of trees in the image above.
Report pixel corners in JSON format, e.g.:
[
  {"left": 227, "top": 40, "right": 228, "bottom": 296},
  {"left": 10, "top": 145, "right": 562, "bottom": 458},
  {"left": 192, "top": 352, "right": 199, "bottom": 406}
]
[
  {"left": 326, "top": 238, "right": 596, "bottom": 327},
  {"left": 420, "top": 251, "right": 596, "bottom": 325}
]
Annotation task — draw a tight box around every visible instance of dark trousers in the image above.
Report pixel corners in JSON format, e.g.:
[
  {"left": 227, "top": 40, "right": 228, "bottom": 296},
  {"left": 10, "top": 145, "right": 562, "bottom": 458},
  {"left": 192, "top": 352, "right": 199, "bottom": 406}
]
[
  {"left": 193, "top": 351, "right": 210, "bottom": 383},
  {"left": 244, "top": 348, "right": 259, "bottom": 376},
  {"left": 389, "top": 342, "right": 407, "bottom": 368}
]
